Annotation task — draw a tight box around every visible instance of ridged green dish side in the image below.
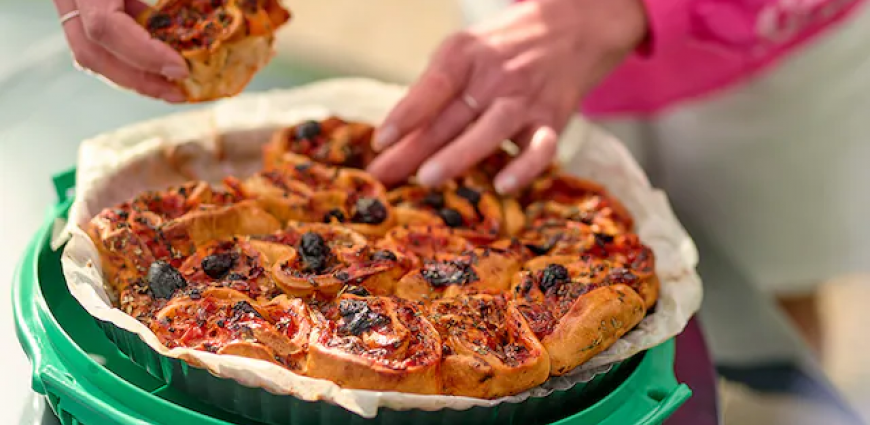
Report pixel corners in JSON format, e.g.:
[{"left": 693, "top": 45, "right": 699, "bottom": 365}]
[{"left": 97, "top": 319, "right": 629, "bottom": 425}]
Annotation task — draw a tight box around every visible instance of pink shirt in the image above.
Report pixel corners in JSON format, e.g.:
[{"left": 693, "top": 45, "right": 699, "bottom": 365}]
[{"left": 578, "top": 0, "right": 866, "bottom": 118}]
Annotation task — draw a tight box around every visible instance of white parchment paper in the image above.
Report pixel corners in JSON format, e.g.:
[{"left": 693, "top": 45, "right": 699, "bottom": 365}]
[{"left": 54, "top": 78, "right": 703, "bottom": 418}]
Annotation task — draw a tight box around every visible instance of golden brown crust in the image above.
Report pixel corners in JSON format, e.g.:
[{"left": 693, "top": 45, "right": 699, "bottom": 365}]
[
  {"left": 137, "top": 0, "right": 291, "bottom": 102},
  {"left": 510, "top": 259, "right": 647, "bottom": 375},
  {"left": 305, "top": 295, "right": 442, "bottom": 394},
  {"left": 428, "top": 295, "right": 550, "bottom": 398}
]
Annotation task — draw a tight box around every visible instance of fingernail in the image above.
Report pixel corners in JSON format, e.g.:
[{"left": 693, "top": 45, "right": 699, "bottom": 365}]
[
  {"left": 416, "top": 162, "right": 443, "bottom": 187},
  {"left": 373, "top": 125, "right": 398, "bottom": 151},
  {"left": 495, "top": 174, "right": 517, "bottom": 195},
  {"left": 161, "top": 91, "right": 186, "bottom": 103},
  {"left": 161, "top": 64, "right": 188, "bottom": 80}
]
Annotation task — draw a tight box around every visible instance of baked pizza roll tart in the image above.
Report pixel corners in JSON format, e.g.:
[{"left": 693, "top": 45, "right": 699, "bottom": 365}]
[
  {"left": 264, "top": 116, "right": 377, "bottom": 169},
  {"left": 305, "top": 294, "right": 442, "bottom": 394},
  {"left": 138, "top": 0, "right": 291, "bottom": 102},
  {"left": 511, "top": 259, "right": 646, "bottom": 375},
  {"left": 395, "top": 248, "right": 521, "bottom": 301},
  {"left": 427, "top": 294, "right": 550, "bottom": 398},
  {"left": 150, "top": 288, "right": 309, "bottom": 369}
]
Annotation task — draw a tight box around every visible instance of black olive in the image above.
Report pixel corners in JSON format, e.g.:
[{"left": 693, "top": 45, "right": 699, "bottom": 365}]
[
  {"left": 607, "top": 267, "right": 638, "bottom": 285},
  {"left": 294, "top": 162, "right": 312, "bottom": 172},
  {"left": 421, "top": 261, "right": 478, "bottom": 287},
  {"left": 344, "top": 286, "right": 371, "bottom": 296},
  {"left": 370, "top": 250, "right": 397, "bottom": 262},
  {"left": 232, "top": 301, "right": 262, "bottom": 319},
  {"left": 421, "top": 192, "right": 445, "bottom": 209},
  {"left": 351, "top": 198, "right": 388, "bottom": 224},
  {"left": 146, "top": 13, "right": 172, "bottom": 30},
  {"left": 322, "top": 209, "right": 346, "bottom": 223},
  {"left": 455, "top": 186, "right": 481, "bottom": 206},
  {"left": 298, "top": 232, "right": 329, "bottom": 273},
  {"left": 334, "top": 270, "right": 351, "bottom": 282},
  {"left": 339, "top": 299, "right": 368, "bottom": 317},
  {"left": 524, "top": 243, "right": 550, "bottom": 256},
  {"left": 188, "top": 288, "right": 202, "bottom": 300},
  {"left": 295, "top": 120, "right": 321, "bottom": 140},
  {"left": 438, "top": 208, "right": 464, "bottom": 228},
  {"left": 594, "top": 233, "right": 615, "bottom": 247},
  {"left": 201, "top": 252, "right": 235, "bottom": 279},
  {"left": 146, "top": 260, "right": 187, "bottom": 300},
  {"left": 539, "top": 264, "right": 570, "bottom": 292}
]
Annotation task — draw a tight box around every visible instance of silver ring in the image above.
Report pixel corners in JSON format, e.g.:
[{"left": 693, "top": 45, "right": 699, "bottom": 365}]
[
  {"left": 461, "top": 93, "right": 480, "bottom": 111},
  {"left": 59, "top": 10, "right": 81, "bottom": 25}
]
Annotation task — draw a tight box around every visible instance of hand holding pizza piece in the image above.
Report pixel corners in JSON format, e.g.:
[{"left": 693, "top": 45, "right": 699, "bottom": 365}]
[{"left": 137, "top": 0, "right": 291, "bottom": 102}]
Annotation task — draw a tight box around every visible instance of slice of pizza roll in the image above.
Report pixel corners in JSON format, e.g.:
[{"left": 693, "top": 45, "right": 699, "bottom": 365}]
[
  {"left": 254, "top": 223, "right": 406, "bottom": 297},
  {"left": 427, "top": 294, "right": 550, "bottom": 398},
  {"left": 150, "top": 288, "right": 306, "bottom": 369},
  {"left": 522, "top": 174, "right": 634, "bottom": 230},
  {"left": 524, "top": 200, "right": 630, "bottom": 235},
  {"left": 510, "top": 259, "right": 646, "bottom": 375},
  {"left": 244, "top": 154, "right": 395, "bottom": 236},
  {"left": 258, "top": 294, "right": 315, "bottom": 372},
  {"left": 395, "top": 248, "right": 520, "bottom": 301},
  {"left": 377, "top": 225, "right": 474, "bottom": 268},
  {"left": 87, "top": 181, "right": 280, "bottom": 291},
  {"left": 264, "top": 116, "right": 376, "bottom": 169},
  {"left": 138, "top": 0, "right": 291, "bottom": 102},
  {"left": 582, "top": 233, "right": 660, "bottom": 309},
  {"left": 177, "top": 238, "right": 283, "bottom": 299},
  {"left": 305, "top": 294, "right": 442, "bottom": 394},
  {"left": 386, "top": 182, "right": 506, "bottom": 243}
]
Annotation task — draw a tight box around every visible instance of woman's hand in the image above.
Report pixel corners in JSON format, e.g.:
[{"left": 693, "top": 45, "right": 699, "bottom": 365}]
[
  {"left": 366, "top": 0, "right": 648, "bottom": 194},
  {"left": 53, "top": 0, "right": 189, "bottom": 102}
]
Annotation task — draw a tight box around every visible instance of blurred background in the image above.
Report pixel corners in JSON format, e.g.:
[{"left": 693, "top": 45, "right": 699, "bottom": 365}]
[{"left": 0, "top": 1, "right": 867, "bottom": 424}]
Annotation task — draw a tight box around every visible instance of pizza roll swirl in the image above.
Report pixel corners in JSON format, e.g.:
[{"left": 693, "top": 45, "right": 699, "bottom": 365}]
[
  {"left": 427, "top": 294, "right": 550, "bottom": 398},
  {"left": 150, "top": 288, "right": 308, "bottom": 369},
  {"left": 305, "top": 294, "right": 442, "bottom": 394},
  {"left": 522, "top": 174, "right": 634, "bottom": 231},
  {"left": 264, "top": 117, "right": 377, "bottom": 169},
  {"left": 386, "top": 182, "right": 506, "bottom": 244},
  {"left": 138, "top": 0, "right": 291, "bottom": 102},
  {"left": 396, "top": 248, "right": 521, "bottom": 301},
  {"left": 377, "top": 225, "right": 474, "bottom": 269},
  {"left": 177, "top": 238, "right": 282, "bottom": 299},
  {"left": 245, "top": 154, "right": 395, "bottom": 236},
  {"left": 510, "top": 258, "right": 646, "bottom": 375},
  {"left": 255, "top": 223, "right": 406, "bottom": 297}
]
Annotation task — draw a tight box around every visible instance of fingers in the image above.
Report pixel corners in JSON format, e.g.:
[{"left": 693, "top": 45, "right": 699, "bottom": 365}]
[
  {"left": 493, "top": 125, "right": 559, "bottom": 195},
  {"left": 416, "top": 98, "right": 526, "bottom": 187},
  {"left": 373, "top": 33, "right": 475, "bottom": 151},
  {"left": 366, "top": 99, "right": 477, "bottom": 185},
  {"left": 60, "top": 2, "right": 185, "bottom": 102},
  {"left": 77, "top": 0, "right": 189, "bottom": 80}
]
